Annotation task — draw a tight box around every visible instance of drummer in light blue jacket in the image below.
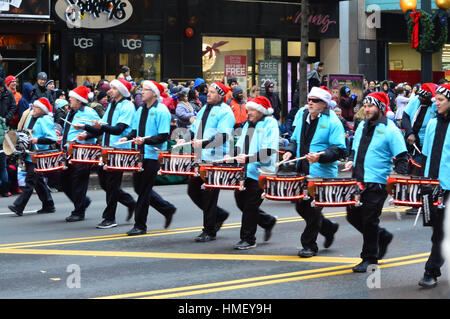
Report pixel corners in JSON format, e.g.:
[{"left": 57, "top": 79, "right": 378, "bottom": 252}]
[
  {"left": 178, "top": 82, "right": 235, "bottom": 243},
  {"left": 283, "top": 86, "right": 346, "bottom": 258},
  {"left": 9, "top": 97, "right": 56, "bottom": 216},
  {"left": 232, "top": 96, "right": 278, "bottom": 250}
]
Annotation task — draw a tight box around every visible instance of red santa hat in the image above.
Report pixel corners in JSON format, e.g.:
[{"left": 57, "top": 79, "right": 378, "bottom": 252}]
[
  {"left": 246, "top": 96, "right": 274, "bottom": 115},
  {"left": 143, "top": 80, "right": 164, "bottom": 101},
  {"left": 69, "top": 86, "right": 90, "bottom": 104},
  {"left": 435, "top": 83, "right": 450, "bottom": 100},
  {"left": 417, "top": 83, "right": 437, "bottom": 100},
  {"left": 210, "top": 81, "right": 229, "bottom": 98},
  {"left": 5, "top": 75, "right": 16, "bottom": 87},
  {"left": 34, "top": 97, "right": 53, "bottom": 115},
  {"left": 308, "top": 86, "right": 335, "bottom": 107},
  {"left": 110, "top": 78, "right": 132, "bottom": 98},
  {"left": 363, "top": 92, "right": 390, "bottom": 111}
]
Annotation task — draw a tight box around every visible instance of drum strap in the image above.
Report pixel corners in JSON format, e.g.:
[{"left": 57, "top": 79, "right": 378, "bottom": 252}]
[
  {"left": 138, "top": 106, "right": 150, "bottom": 153},
  {"left": 104, "top": 98, "right": 123, "bottom": 146},
  {"left": 62, "top": 110, "right": 76, "bottom": 147},
  {"left": 428, "top": 114, "right": 449, "bottom": 179},
  {"left": 411, "top": 104, "right": 429, "bottom": 146},
  {"left": 27, "top": 117, "right": 37, "bottom": 130},
  {"left": 196, "top": 104, "right": 213, "bottom": 139}
]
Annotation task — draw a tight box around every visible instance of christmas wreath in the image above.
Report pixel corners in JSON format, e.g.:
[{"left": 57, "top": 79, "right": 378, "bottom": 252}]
[{"left": 406, "top": 9, "right": 448, "bottom": 53}]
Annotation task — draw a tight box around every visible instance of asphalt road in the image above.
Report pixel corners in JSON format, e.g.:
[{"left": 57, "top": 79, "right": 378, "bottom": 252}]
[{"left": 1, "top": 181, "right": 449, "bottom": 304}]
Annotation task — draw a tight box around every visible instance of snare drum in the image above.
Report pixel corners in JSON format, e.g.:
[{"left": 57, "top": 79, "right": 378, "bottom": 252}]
[
  {"left": 202, "top": 164, "right": 245, "bottom": 190},
  {"left": 102, "top": 148, "right": 143, "bottom": 172},
  {"left": 31, "top": 150, "right": 67, "bottom": 173},
  {"left": 387, "top": 175, "right": 441, "bottom": 207},
  {"left": 259, "top": 172, "right": 307, "bottom": 201},
  {"left": 308, "top": 178, "right": 361, "bottom": 207},
  {"left": 158, "top": 152, "right": 197, "bottom": 176},
  {"left": 68, "top": 144, "right": 103, "bottom": 165},
  {"left": 2, "top": 130, "right": 31, "bottom": 156}
]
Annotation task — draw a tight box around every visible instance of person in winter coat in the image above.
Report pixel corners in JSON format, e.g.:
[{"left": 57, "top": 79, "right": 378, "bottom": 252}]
[
  {"left": 339, "top": 86, "right": 357, "bottom": 122},
  {"left": 307, "top": 61, "right": 324, "bottom": 91},
  {"left": 262, "top": 81, "right": 281, "bottom": 121},
  {"left": 31, "top": 72, "right": 55, "bottom": 106},
  {"left": 175, "top": 88, "right": 196, "bottom": 128},
  {"left": 17, "top": 82, "right": 34, "bottom": 120},
  {"left": 227, "top": 86, "right": 248, "bottom": 128},
  {"left": 188, "top": 88, "right": 202, "bottom": 112},
  {"left": 0, "top": 77, "right": 16, "bottom": 127}
]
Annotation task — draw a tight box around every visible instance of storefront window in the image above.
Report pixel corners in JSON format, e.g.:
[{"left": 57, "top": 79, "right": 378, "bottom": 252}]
[
  {"left": 202, "top": 36, "right": 253, "bottom": 98},
  {"left": 255, "top": 38, "right": 282, "bottom": 96}
]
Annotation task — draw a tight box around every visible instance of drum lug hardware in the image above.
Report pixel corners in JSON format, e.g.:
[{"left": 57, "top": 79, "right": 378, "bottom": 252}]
[
  {"left": 201, "top": 183, "right": 206, "bottom": 190},
  {"left": 310, "top": 200, "right": 316, "bottom": 207},
  {"left": 261, "top": 193, "right": 266, "bottom": 200}
]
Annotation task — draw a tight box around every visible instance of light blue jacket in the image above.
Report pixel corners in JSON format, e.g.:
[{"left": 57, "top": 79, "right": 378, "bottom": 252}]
[
  {"left": 24, "top": 114, "right": 57, "bottom": 162},
  {"left": 101, "top": 99, "right": 135, "bottom": 149}
]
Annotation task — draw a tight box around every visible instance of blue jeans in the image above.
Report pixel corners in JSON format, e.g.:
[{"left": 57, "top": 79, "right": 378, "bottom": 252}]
[{"left": 0, "top": 152, "right": 9, "bottom": 193}]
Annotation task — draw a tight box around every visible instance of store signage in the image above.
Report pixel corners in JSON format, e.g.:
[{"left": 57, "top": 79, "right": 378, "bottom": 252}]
[
  {"left": 224, "top": 55, "right": 246, "bottom": 78},
  {"left": 258, "top": 60, "right": 280, "bottom": 91},
  {"left": 55, "top": 0, "right": 133, "bottom": 29},
  {"left": 0, "top": 0, "right": 50, "bottom": 19},
  {"left": 73, "top": 37, "right": 94, "bottom": 49},
  {"left": 121, "top": 39, "right": 142, "bottom": 50}
]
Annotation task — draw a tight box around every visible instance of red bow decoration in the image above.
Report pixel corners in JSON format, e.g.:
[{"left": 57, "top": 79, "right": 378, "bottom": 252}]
[
  {"left": 410, "top": 9, "right": 421, "bottom": 49},
  {"left": 202, "top": 41, "right": 229, "bottom": 59}
]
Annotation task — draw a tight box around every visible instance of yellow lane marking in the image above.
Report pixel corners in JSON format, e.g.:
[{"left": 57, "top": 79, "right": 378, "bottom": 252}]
[
  {"left": 0, "top": 248, "right": 361, "bottom": 264},
  {"left": 97, "top": 255, "right": 429, "bottom": 299},
  {"left": 0, "top": 207, "right": 407, "bottom": 249},
  {"left": 95, "top": 264, "right": 355, "bottom": 299}
]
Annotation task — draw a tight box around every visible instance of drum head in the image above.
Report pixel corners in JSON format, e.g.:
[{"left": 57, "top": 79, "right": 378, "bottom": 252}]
[{"left": 3, "top": 131, "right": 18, "bottom": 155}]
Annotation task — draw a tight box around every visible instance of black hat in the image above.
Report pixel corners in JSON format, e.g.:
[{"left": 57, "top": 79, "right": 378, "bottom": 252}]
[{"left": 37, "top": 72, "right": 47, "bottom": 80}]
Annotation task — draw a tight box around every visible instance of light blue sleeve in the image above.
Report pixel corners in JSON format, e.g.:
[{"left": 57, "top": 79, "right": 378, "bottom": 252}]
[
  {"left": 117, "top": 101, "right": 135, "bottom": 126},
  {"left": 217, "top": 107, "right": 235, "bottom": 136},
  {"left": 157, "top": 108, "right": 171, "bottom": 135},
  {"left": 235, "top": 123, "right": 248, "bottom": 151},
  {"left": 389, "top": 124, "right": 408, "bottom": 157},
  {"left": 40, "top": 115, "right": 57, "bottom": 140},
  {"left": 329, "top": 115, "right": 346, "bottom": 149},
  {"left": 261, "top": 119, "right": 280, "bottom": 151},
  {"left": 290, "top": 108, "right": 304, "bottom": 143},
  {"left": 422, "top": 119, "right": 436, "bottom": 158}
]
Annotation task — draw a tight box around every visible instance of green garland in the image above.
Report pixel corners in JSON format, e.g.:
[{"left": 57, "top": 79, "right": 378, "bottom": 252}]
[{"left": 407, "top": 9, "right": 448, "bottom": 53}]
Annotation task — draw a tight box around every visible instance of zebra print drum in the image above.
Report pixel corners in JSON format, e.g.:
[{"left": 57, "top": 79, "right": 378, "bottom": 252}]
[
  {"left": 201, "top": 164, "right": 245, "bottom": 190},
  {"left": 68, "top": 144, "right": 103, "bottom": 165},
  {"left": 387, "top": 175, "right": 442, "bottom": 207},
  {"left": 259, "top": 172, "right": 307, "bottom": 201},
  {"left": 31, "top": 150, "right": 67, "bottom": 173},
  {"left": 308, "top": 178, "right": 361, "bottom": 207},
  {"left": 102, "top": 148, "right": 143, "bottom": 172},
  {"left": 158, "top": 153, "right": 197, "bottom": 176}
]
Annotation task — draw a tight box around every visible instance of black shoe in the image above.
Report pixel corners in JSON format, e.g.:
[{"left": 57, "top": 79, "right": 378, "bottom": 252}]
[
  {"left": 298, "top": 248, "right": 317, "bottom": 258},
  {"left": 378, "top": 232, "right": 393, "bottom": 260},
  {"left": 264, "top": 218, "right": 277, "bottom": 242},
  {"left": 164, "top": 208, "right": 176, "bottom": 229},
  {"left": 65, "top": 215, "right": 85, "bottom": 222},
  {"left": 234, "top": 240, "right": 257, "bottom": 250},
  {"left": 195, "top": 232, "right": 216, "bottom": 242},
  {"left": 215, "top": 213, "right": 229, "bottom": 232},
  {"left": 418, "top": 274, "right": 438, "bottom": 288},
  {"left": 96, "top": 219, "right": 118, "bottom": 229},
  {"left": 8, "top": 205, "right": 23, "bottom": 217},
  {"left": 126, "top": 227, "right": 146, "bottom": 236},
  {"left": 352, "top": 260, "right": 376, "bottom": 273},
  {"left": 126, "top": 204, "right": 136, "bottom": 222},
  {"left": 324, "top": 222, "right": 339, "bottom": 249},
  {"left": 37, "top": 207, "right": 56, "bottom": 214}
]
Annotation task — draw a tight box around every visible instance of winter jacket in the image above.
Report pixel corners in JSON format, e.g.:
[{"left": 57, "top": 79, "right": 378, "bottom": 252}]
[
  {"left": 0, "top": 87, "right": 16, "bottom": 126},
  {"left": 263, "top": 91, "right": 281, "bottom": 121},
  {"left": 228, "top": 98, "right": 248, "bottom": 127},
  {"left": 0, "top": 116, "right": 7, "bottom": 146},
  {"left": 175, "top": 101, "right": 196, "bottom": 128},
  {"left": 17, "top": 82, "right": 34, "bottom": 119},
  {"left": 31, "top": 84, "right": 55, "bottom": 106}
]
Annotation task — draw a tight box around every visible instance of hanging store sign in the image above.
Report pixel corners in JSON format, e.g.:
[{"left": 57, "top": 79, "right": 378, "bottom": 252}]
[
  {"left": 55, "top": 0, "right": 133, "bottom": 29},
  {"left": 0, "top": 0, "right": 51, "bottom": 19}
]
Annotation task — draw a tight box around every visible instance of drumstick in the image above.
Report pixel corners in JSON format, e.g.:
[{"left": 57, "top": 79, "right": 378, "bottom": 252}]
[
  {"left": 172, "top": 139, "right": 208, "bottom": 149},
  {"left": 113, "top": 136, "right": 152, "bottom": 146},
  {"left": 413, "top": 143, "right": 422, "bottom": 155},
  {"left": 277, "top": 151, "right": 325, "bottom": 167},
  {"left": 212, "top": 154, "right": 255, "bottom": 163},
  {"left": 61, "top": 118, "right": 73, "bottom": 126},
  {"left": 78, "top": 118, "right": 108, "bottom": 125}
]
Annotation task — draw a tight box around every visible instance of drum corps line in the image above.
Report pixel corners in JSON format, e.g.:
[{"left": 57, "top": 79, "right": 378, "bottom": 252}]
[{"left": 4, "top": 80, "right": 449, "bottom": 288}]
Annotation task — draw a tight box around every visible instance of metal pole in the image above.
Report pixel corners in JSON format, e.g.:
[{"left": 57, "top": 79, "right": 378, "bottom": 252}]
[{"left": 421, "top": 0, "right": 433, "bottom": 83}]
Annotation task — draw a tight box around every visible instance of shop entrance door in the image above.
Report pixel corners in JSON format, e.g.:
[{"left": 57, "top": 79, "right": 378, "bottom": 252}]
[{"left": 287, "top": 57, "right": 300, "bottom": 112}]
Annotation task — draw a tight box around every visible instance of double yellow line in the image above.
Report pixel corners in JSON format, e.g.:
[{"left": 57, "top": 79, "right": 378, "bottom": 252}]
[{"left": 96, "top": 252, "right": 430, "bottom": 299}]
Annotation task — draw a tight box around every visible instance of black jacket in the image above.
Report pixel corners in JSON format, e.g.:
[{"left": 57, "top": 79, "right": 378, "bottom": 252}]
[
  {"left": 0, "top": 88, "right": 16, "bottom": 126},
  {"left": 263, "top": 92, "right": 281, "bottom": 121},
  {"left": 31, "top": 84, "right": 55, "bottom": 106}
]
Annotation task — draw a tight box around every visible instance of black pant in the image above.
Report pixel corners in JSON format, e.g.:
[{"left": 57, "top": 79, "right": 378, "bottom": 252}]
[
  {"left": 424, "top": 190, "right": 449, "bottom": 278},
  {"left": 234, "top": 178, "right": 276, "bottom": 244},
  {"left": 296, "top": 197, "right": 336, "bottom": 252},
  {"left": 346, "top": 183, "right": 390, "bottom": 263},
  {"left": 13, "top": 161, "right": 54, "bottom": 211},
  {"left": 60, "top": 163, "right": 91, "bottom": 217},
  {"left": 133, "top": 159, "right": 173, "bottom": 230},
  {"left": 97, "top": 167, "right": 136, "bottom": 221},
  {"left": 188, "top": 176, "right": 230, "bottom": 236}
]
